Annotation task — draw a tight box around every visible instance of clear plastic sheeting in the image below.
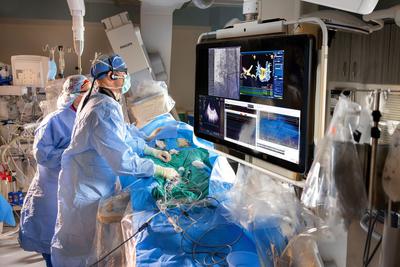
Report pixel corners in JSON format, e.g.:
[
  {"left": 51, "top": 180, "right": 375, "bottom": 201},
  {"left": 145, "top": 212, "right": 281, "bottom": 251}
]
[
  {"left": 279, "top": 229, "right": 325, "bottom": 267},
  {"left": 39, "top": 79, "right": 65, "bottom": 116},
  {"left": 20, "top": 101, "right": 42, "bottom": 123},
  {"left": 382, "top": 125, "right": 400, "bottom": 202},
  {"left": 92, "top": 190, "right": 134, "bottom": 267},
  {"left": 223, "top": 164, "right": 313, "bottom": 267},
  {"left": 121, "top": 212, "right": 136, "bottom": 267},
  {"left": 208, "top": 156, "right": 236, "bottom": 200},
  {"left": 125, "top": 80, "right": 175, "bottom": 128},
  {"left": 301, "top": 96, "right": 368, "bottom": 228}
]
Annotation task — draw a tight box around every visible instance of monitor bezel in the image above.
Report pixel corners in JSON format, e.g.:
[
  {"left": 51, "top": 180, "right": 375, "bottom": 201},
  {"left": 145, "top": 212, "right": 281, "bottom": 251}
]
[{"left": 194, "top": 34, "right": 316, "bottom": 173}]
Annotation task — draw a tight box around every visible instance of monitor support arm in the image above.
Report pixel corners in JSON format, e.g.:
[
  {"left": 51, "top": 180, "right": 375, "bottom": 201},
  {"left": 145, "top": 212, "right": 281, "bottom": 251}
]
[
  {"left": 139, "top": 0, "right": 191, "bottom": 85},
  {"left": 66, "top": 0, "right": 85, "bottom": 74},
  {"left": 363, "top": 4, "right": 400, "bottom": 27}
]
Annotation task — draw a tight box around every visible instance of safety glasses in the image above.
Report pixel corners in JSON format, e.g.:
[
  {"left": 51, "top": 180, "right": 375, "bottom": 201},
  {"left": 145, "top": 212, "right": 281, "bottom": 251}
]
[{"left": 112, "top": 72, "right": 128, "bottom": 80}]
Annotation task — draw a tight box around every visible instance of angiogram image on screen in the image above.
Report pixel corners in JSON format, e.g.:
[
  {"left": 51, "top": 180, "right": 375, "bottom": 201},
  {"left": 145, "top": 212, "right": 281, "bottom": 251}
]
[
  {"left": 198, "top": 95, "right": 224, "bottom": 137},
  {"left": 240, "top": 50, "right": 284, "bottom": 99},
  {"left": 208, "top": 47, "right": 241, "bottom": 99},
  {"left": 259, "top": 112, "right": 300, "bottom": 149},
  {"left": 226, "top": 112, "right": 256, "bottom": 146}
]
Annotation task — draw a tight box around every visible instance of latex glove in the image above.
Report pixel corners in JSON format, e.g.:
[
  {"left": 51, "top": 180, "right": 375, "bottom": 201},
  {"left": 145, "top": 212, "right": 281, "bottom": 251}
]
[
  {"left": 155, "top": 140, "right": 167, "bottom": 150},
  {"left": 144, "top": 146, "right": 171, "bottom": 162},
  {"left": 155, "top": 165, "right": 180, "bottom": 180},
  {"left": 177, "top": 138, "right": 190, "bottom": 148},
  {"left": 145, "top": 127, "right": 162, "bottom": 142},
  {"left": 169, "top": 149, "right": 179, "bottom": 155}
]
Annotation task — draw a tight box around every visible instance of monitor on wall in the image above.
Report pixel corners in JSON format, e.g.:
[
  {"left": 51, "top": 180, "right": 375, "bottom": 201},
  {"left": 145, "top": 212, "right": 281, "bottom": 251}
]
[{"left": 194, "top": 34, "right": 316, "bottom": 173}]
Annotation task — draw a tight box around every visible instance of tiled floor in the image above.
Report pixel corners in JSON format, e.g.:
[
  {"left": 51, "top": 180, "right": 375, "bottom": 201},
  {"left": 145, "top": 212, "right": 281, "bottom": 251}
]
[{"left": 0, "top": 227, "right": 45, "bottom": 267}]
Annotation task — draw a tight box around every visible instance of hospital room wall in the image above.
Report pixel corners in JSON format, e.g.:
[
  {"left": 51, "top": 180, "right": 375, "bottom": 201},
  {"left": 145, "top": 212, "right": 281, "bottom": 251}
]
[
  {"left": 0, "top": 18, "right": 113, "bottom": 76},
  {"left": 169, "top": 7, "right": 242, "bottom": 113},
  {"left": 169, "top": 25, "right": 211, "bottom": 113},
  {"left": 0, "top": 18, "right": 211, "bottom": 113}
]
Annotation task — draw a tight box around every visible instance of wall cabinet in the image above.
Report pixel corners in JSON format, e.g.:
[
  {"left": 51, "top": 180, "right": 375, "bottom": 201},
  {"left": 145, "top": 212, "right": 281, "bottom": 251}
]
[
  {"left": 328, "top": 32, "right": 352, "bottom": 81},
  {"left": 364, "top": 26, "right": 391, "bottom": 84},
  {"left": 383, "top": 24, "right": 400, "bottom": 84},
  {"left": 349, "top": 32, "right": 368, "bottom": 83},
  {"left": 328, "top": 25, "right": 398, "bottom": 84}
]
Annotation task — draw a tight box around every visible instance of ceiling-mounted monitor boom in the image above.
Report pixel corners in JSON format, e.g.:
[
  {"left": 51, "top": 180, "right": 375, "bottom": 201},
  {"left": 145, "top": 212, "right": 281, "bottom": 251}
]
[
  {"left": 301, "top": 0, "right": 379, "bottom": 15},
  {"left": 363, "top": 4, "right": 400, "bottom": 27},
  {"left": 66, "top": 0, "right": 85, "bottom": 74}
]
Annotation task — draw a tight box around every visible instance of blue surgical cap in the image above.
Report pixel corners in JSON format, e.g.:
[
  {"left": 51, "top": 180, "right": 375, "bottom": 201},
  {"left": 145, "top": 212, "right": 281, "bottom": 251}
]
[{"left": 90, "top": 54, "right": 127, "bottom": 80}]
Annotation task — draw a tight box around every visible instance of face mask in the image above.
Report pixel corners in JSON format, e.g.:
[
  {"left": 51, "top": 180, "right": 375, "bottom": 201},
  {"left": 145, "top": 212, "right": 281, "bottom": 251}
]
[{"left": 121, "top": 74, "right": 131, "bottom": 94}]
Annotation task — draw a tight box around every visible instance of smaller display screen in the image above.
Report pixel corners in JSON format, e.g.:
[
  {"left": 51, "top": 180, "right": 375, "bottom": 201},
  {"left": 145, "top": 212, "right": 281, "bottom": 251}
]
[
  {"left": 198, "top": 95, "right": 225, "bottom": 138},
  {"left": 223, "top": 99, "right": 300, "bottom": 164},
  {"left": 240, "top": 50, "right": 284, "bottom": 99}
]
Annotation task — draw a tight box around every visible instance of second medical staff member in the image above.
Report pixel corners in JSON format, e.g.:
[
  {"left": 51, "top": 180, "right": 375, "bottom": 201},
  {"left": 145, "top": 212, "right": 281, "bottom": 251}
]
[
  {"left": 51, "top": 54, "right": 179, "bottom": 266},
  {"left": 19, "top": 75, "right": 91, "bottom": 267}
]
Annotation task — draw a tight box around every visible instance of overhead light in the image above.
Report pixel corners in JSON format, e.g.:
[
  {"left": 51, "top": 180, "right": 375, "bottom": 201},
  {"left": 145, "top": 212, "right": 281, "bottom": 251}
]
[{"left": 192, "top": 0, "right": 215, "bottom": 9}]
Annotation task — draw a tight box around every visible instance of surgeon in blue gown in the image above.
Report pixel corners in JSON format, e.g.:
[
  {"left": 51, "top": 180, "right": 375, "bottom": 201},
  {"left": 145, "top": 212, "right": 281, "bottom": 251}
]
[
  {"left": 51, "top": 54, "right": 179, "bottom": 266},
  {"left": 19, "top": 75, "right": 91, "bottom": 267}
]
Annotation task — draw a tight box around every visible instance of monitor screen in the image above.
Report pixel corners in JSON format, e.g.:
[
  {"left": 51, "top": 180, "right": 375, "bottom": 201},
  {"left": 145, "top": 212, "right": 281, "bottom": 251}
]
[{"left": 195, "top": 34, "right": 315, "bottom": 173}]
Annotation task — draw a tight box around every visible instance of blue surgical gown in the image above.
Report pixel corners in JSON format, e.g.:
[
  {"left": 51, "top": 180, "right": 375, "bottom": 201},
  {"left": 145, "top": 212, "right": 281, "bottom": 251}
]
[
  {"left": 0, "top": 194, "right": 15, "bottom": 226},
  {"left": 19, "top": 107, "right": 76, "bottom": 254},
  {"left": 51, "top": 93, "right": 155, "bottom": 267}
]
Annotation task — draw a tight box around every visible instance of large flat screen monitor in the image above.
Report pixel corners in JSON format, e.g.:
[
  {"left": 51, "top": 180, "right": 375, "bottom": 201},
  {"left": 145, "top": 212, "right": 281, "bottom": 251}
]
[{"left": 194, "top": 34, "right": 316, "bottom": 173}]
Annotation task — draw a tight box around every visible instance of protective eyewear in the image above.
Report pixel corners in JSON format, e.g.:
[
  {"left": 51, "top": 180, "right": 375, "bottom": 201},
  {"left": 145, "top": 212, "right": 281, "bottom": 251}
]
[{"left": 112, "top": 72, "right": 128, "bottom": 80}]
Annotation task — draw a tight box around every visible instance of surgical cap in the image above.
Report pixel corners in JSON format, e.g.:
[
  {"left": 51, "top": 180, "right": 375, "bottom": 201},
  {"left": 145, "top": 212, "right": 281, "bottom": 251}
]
[
  {"left": 57, "top": 75, "right": 90, "bottom": 108},
  {"left": 90, "top": 54, "right": 127, "bottom": 80},
  {"left": 62, "top": 75, "right": 90, "bottom": 95}
]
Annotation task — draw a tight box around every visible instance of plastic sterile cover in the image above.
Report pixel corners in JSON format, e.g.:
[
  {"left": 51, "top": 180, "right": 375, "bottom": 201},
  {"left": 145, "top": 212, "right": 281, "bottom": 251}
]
[
  {"left": 301, "top": 96, "right": 368, "bottom": 228},
  {"left": 39, "top": 78, "right": 65, "bottom": 116},
  {"left": 278, "top": 229, "right": 324, "bottom": 267},
  {"left": 125, "top": 80, "right": 175, "bottom": 127},
  {"left": 382, "top": 125, "right": 400, "bottom": 202},
  {"left": 91, "top": 189, "right": 134, "bottom": 267},
  {"left": 223, "top": 164, "right": 315, "bottom": 267}
]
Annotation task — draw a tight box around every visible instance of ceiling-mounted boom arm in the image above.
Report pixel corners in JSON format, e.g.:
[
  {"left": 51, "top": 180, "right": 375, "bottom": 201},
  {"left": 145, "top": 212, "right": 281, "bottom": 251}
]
[
  {"left": 300, "top": 0, "right": 378, "bottom": 14},
  {"left": 66, "top": 0, "right": 85, "bottom": 74},
  {"left": 363, "top": 4, "right": 400, "bottom": 27}
]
